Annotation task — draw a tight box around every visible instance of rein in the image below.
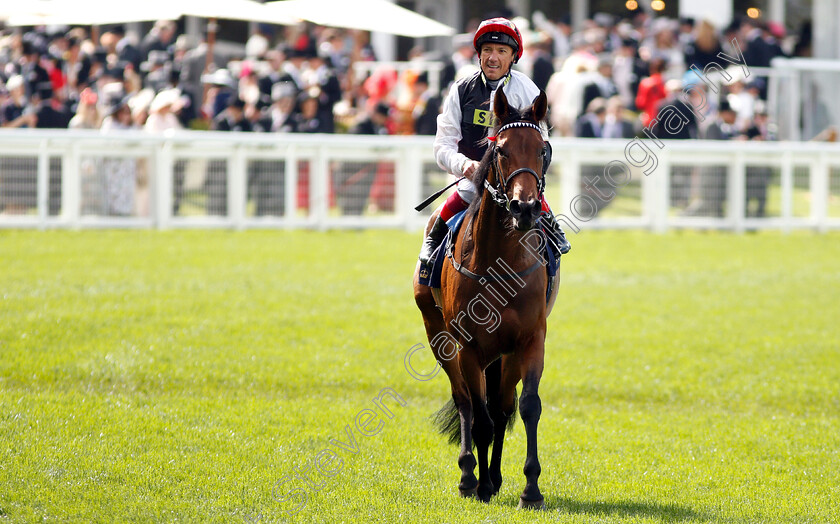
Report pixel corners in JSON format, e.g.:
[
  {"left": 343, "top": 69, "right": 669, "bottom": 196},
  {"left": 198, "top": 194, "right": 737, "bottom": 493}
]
[
  {"left": 447, "top": 120, "right": 548, "bottom": 284},
  {"left": 484, "top": 121, "right": 547, "bottom": 211}
]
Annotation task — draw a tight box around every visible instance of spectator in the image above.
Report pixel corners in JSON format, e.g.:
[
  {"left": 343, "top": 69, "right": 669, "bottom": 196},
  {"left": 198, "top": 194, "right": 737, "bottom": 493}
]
[
  {"left": 683, "top": 100, "right": 738, "bottom": 217},
  {"left": 258, "top": 48, "right": 297, "bottom": 108},
  {"left": 255, "top": 81, "right": 297, "bottom": 133},
  {"left": 575, "top": 97, "right": 607, "bottom": 138},
  {"left": 602, "top": 96, "right": 635, "bottom": 139},
  {"left": 300, "top": 52, "right": 341, "bottom": 133},
  {"left": 33, "top": 86, "right": 71, "bottom": 129},
  {"left": 641, "top": 18, "right": 685, "bottom": 80},
  {"left": 20, "top": 40, "right": 51, "bottom": 99},
  {"left": 100, "top": 85, "right": 135, "bottom": 132},
  {"left": 201, "top": 68, "right": 236, "bottom": 120},
  {"left": 636, "top": 58, "right": 667, "bottom": 129},
  {"left": 528, "top": 34, "right": 555, "bottom": 92},
  {"left": 213, "top": 97, "right": 252, "bottom": 132},
  {"left": 144, "top": 88, "right": 182, "bottom": 132},
  {"left": 612, "top": 38, "right": 644, "bottom": 110},
  {"left": 1, "top": 76, "right": 37, "bottom": 128},
  {"left": 440, "top": 33, "right": 476, "bottom": 90},
  {"left": 582, "top": 55, "right": 619, "bottom": 114},
  {"left": 291, "top": 89, "right": 332, "bottom": 133},
  {"left": 351, "top": 101, "right": 390, "bottom": 135},
  {"left": 141, "top": 50, "right": 171, "bottom": 93},
  {"left": 411, "top": 72, "right": 440, "bottom": 135},
  {"left": 684, "top": 19, "right": 723, "bottom": 70},
  {"left": 68, "top": 87, "right": 100, "bottom": 129},
  {"left": 652, "top": 79, "right": 699, "bottom": 140},
  {"left": 743, "top": 101, "right": 775, "bottom": 218},
  {"left": 141, "top": 20, "right": 176, "bottom": 61}
]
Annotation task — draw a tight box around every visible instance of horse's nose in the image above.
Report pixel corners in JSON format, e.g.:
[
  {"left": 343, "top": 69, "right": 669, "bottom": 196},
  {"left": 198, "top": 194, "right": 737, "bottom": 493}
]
[{"left": 509, "top": 199, "right": 540, "bottom": 229}]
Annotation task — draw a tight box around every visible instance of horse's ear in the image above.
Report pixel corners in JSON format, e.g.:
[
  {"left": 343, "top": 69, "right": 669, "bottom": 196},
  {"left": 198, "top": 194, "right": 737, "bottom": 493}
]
[
  {"left": 531, "top": 91, "right": 548, "bottom": 122},
  {"left": 494, "top": 88, "right": 510, "bottom": 123}
]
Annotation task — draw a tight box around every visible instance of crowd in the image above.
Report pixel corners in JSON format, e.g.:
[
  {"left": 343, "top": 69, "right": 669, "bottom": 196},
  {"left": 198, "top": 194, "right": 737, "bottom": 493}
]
[{"left": 0, "top": 10, "right": 805, "bottom": 141}]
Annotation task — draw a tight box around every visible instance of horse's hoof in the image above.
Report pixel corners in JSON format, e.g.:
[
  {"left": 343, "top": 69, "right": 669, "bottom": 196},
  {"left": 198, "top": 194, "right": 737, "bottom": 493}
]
[
  {"left": 477, "top": 484, "right": 494, "bottom": 503},
  {"left": 459, "top": 487, "right": 478, "bottom": 498},
  {"left": 517, "top": 496, "right": 545, "bottom": 510}
]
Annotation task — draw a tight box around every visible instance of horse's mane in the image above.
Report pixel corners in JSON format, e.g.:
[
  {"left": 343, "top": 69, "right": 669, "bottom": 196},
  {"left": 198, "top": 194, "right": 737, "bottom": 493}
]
[{"left": 466, "top": 102, "right": 546, "bottom": 216}]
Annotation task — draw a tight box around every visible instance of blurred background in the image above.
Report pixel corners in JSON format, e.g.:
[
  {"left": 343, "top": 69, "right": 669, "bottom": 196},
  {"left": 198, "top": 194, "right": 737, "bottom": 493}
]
[{"left": 1, "top": 0, "right": 838, "bottom": 233}]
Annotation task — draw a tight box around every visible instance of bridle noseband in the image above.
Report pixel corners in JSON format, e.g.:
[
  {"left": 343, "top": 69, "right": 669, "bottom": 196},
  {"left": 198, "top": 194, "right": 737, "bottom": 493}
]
[{"left": 484, "top": 121, "right": 547, "bottom": 211}]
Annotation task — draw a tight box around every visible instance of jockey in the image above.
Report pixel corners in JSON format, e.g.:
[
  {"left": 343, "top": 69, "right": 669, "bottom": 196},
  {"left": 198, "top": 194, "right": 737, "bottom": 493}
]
[{"left": 419, "top": 17, "right": 571, "bottom": 267}]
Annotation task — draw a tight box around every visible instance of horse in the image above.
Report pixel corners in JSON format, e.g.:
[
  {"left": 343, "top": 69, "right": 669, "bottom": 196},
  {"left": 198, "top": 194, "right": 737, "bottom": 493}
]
[{"left": 413, "top": 87, "right": 558, "bottom": 509}]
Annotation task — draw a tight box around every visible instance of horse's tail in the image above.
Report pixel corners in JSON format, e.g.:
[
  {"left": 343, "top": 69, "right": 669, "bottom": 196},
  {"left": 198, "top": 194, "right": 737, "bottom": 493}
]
[
  {"left": 431, "top": 393, "right": 518, "bottom": 445},
  {"left": 432, "top": 398, "right": 461, "bottom": 445}
]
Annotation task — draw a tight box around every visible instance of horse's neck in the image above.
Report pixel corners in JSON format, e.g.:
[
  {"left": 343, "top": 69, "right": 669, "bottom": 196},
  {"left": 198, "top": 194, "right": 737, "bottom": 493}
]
[{"left": 469, "top": 175, "right": 526, "bottom": 270}]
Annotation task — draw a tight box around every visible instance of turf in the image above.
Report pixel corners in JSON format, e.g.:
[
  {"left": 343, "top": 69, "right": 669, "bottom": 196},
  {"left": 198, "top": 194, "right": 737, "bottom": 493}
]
[{"left": 1, "top": 229, "right": 838, "bottom": 523}]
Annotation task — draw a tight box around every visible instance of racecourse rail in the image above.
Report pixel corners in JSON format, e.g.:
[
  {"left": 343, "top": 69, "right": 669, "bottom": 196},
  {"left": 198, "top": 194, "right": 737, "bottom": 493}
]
[{"left": 0, "top": 129, "right": 839, "bottom": 232}]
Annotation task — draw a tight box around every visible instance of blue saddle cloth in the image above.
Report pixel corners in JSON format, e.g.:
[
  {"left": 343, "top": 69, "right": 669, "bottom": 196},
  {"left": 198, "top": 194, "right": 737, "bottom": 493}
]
[
  {"left": 418, "top": 211, "right": 466, "bottom": 288},
  {"left": 418, "top": 211, "right": 560, "bottom": 297}
]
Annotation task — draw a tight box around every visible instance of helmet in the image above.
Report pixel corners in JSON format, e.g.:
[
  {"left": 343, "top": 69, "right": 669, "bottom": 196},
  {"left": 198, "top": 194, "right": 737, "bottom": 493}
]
[{"left": 473, "top": 17, "right": 523, "bottom": 63}]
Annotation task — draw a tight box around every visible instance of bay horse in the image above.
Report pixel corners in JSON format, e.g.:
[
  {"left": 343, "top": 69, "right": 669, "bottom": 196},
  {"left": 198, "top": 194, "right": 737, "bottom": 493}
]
[{"left": 413, "top": 88, "right": 558, "bottom": 509}]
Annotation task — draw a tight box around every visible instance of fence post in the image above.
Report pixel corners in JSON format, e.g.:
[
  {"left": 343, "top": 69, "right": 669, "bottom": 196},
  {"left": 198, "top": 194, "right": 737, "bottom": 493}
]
[
  {"left": 730, "top": 151, "right": 746, "bottom": 233},
  {"left": 155, "top": 141, "right": 173, "bottom": 230},
  {"left": 284, "top": 145, "right": 297, "bottom": 227},
  {"left": 649, "top": 149, "right": 669, "bottom": 233},
  {"left": 229, "top": 145, "right": 247, "bottom": 230},
  {"left": 61, "top": 143, "right": 80, "bottom": 228},
  {"left": 402, "top": 145, "right": 423, "bottom": 232},
  {"left": 313, "top": 145, "right": 329, "bottom": 231},
  {"left": 812, "top": 151, "right": 829, "bottom": 233},
  {"left": 37, "top": 140, "right": 49, "bottom": 229},
  {"left": 780, "top": 151, "right": 793, "bottom": 233}
]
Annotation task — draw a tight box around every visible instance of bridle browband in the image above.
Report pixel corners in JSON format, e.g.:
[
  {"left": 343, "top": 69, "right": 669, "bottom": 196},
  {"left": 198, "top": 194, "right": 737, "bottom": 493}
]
[
  {"left": 484, "top": 121, "right": 547, "bottom": 211},
  {"left": 445, "top": 120, "right": 549, "bottom": 284}
]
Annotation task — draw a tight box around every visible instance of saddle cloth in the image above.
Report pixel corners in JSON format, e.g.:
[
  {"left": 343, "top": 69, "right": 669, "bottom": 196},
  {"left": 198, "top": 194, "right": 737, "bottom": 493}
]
[{"left": 418, "top": 211, "right": 560, "bottom": 305}]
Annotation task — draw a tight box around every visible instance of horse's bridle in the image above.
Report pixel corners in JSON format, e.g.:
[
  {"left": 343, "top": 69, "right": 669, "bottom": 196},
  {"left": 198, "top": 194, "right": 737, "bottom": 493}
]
[{"left": 483, "top": 121, "right": 547, "bottom": 211}]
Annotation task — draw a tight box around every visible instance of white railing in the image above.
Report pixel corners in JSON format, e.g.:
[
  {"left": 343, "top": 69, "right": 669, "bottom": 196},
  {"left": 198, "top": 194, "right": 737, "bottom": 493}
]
[{"left": 1, "top": 129, "right": 839, "bottom": 232}]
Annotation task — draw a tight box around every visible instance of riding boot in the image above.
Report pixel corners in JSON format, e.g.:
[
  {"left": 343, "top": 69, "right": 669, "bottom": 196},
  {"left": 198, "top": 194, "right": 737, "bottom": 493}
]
[
  {"left": 540, "top": 212, "right": 571, "bottom": 255},
  {"left": 419, "top": 215, "right": 449, "bottom": 267}
]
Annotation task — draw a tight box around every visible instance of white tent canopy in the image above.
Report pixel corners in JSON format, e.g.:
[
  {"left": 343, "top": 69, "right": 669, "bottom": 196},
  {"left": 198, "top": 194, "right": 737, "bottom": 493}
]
[
  {"left": 263, "top": 0, "right": 455, "bottom": 38},
  {"left": 1, "top": 0, "right": 298, "bottom": 27}
]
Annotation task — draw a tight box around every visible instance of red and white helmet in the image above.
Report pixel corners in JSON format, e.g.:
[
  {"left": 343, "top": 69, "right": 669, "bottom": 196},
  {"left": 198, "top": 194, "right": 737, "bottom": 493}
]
[{"left": 473, "top": 17, "right": 524, "bottom": 63}]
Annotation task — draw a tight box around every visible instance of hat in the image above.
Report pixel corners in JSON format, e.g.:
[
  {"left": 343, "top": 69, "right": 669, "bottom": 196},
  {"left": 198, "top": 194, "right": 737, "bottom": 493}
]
[
  {"left": 452, "top": 33, "right": 473, "bottom": 50},
  {"left": 128, "top": 88, "right": 155, "bottom": 115},
  {"left": 201, "top": 68, "right": 234, "bottom": 87},
  {"left": 150, "top": 88, "right": 181, "bottom": 112},
  {"left": 271, "top": 81, "right": 297, "bottom": 101},
  {"left": 718, "top": 99, "right": 734, "bottom": 113},
  {"left": 141, "top": 50, "right": 170, "bottom": 72},
  {"left": 5, "top": 75, "right": 24, "bottom": 92}
]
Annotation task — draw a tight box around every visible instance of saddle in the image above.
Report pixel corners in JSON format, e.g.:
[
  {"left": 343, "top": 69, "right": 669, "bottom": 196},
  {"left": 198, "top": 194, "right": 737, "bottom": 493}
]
[{"left": 419, "top": 210, "right": 560, "bottom": 307}]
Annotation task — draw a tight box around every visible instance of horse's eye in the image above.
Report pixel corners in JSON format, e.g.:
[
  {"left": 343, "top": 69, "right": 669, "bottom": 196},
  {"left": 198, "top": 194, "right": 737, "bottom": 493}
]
[{"left": 497, "top": 148, "right": 508, "bottom": 158}]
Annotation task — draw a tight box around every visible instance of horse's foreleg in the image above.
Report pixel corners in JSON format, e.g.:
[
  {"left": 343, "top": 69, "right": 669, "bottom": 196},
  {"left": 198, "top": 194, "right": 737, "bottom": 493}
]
[
  {"left": 460, "top": 352, "right": 493, "bottom": 502},
  {"left": 518, "top": 334, "right": 546, "bottom": 509},
  {"left": 487, "top": 355, "right": 521, "bottom": 497},
  {"left": 453, "top": 378, "right": 477, "bottom": 498}
]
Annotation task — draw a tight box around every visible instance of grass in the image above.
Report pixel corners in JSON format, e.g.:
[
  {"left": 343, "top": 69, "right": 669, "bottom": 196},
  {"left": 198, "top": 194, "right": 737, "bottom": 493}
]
[{"left": 1, "top": 229, "right": 839, "bottom": 523}]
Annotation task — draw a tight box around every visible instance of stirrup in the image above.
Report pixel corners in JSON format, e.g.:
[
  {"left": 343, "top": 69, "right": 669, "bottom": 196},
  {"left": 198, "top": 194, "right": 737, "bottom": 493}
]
[
  {"left": 540, "top": 213, "right": 571, "bottom": 255},
  {"left": 419, "top": 216, "right": 448, "bottom": 267}
]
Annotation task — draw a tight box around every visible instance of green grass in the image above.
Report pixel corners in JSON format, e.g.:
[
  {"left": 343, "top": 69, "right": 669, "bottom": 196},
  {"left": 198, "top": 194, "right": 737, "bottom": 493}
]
[{"left": 1, "top": 229, "right": 839, "bottom": 523}]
